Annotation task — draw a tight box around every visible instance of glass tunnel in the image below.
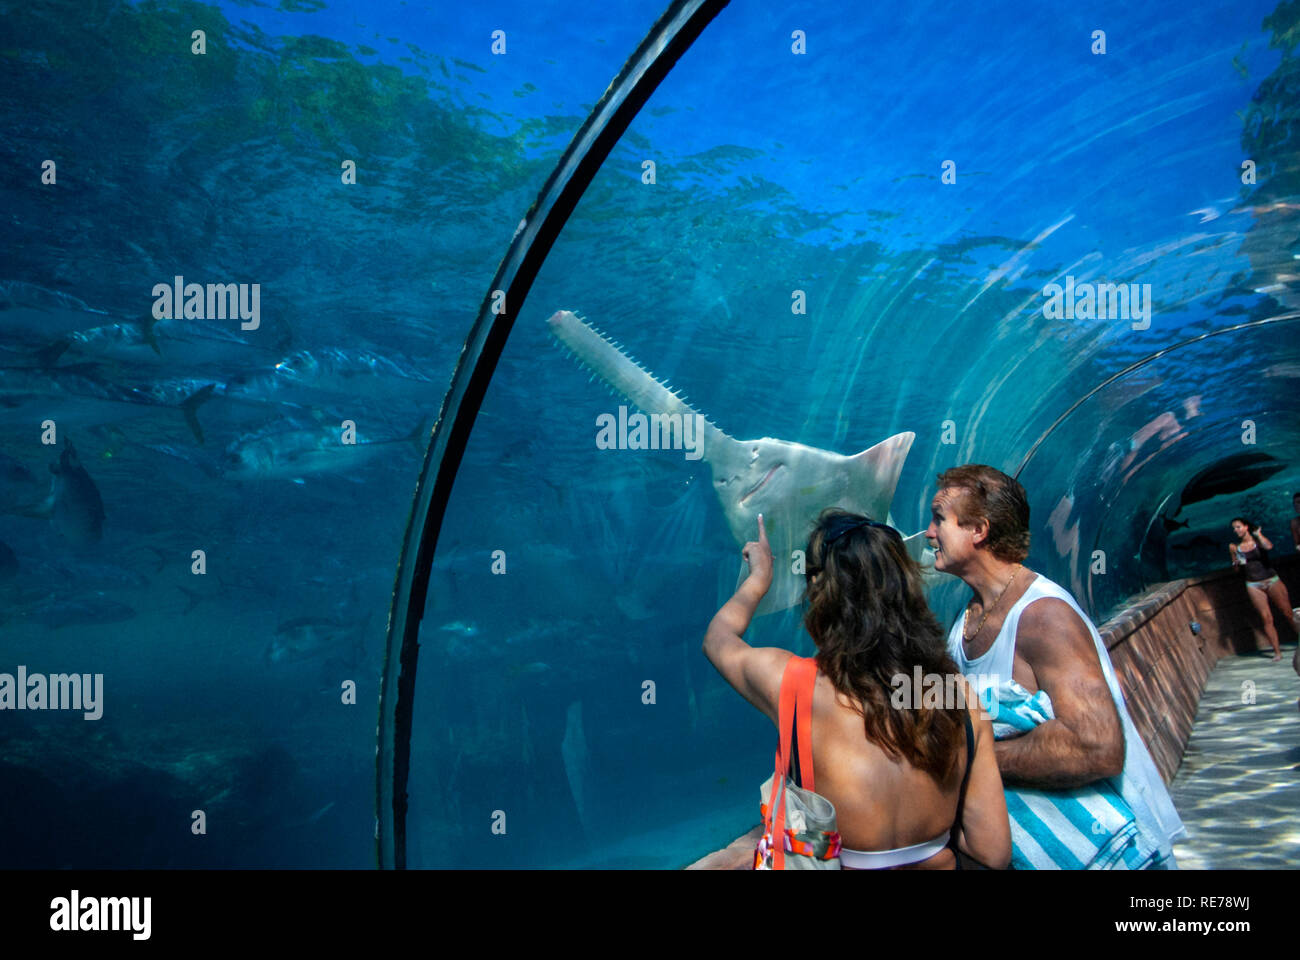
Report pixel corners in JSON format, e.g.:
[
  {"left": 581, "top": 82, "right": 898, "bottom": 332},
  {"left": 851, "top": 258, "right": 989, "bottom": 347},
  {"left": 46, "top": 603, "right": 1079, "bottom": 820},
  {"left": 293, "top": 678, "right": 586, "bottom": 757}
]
[{"left": 1, "top": 0, "right": 1297, "bottom": 870}]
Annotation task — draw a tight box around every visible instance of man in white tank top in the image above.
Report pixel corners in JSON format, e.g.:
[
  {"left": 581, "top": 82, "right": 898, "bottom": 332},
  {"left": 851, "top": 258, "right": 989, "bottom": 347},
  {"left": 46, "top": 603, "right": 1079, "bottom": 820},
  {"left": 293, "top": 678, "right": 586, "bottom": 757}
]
[{"left": 925, "top": 465, "right": 1185, "bottom": 867}]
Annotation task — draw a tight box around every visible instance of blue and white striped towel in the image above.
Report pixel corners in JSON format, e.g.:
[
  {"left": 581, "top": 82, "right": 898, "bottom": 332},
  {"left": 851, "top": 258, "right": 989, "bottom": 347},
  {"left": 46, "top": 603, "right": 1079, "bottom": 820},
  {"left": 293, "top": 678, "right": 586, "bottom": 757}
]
[{"left": 982, "top": 683, "right": 1160, "bottom": 870}]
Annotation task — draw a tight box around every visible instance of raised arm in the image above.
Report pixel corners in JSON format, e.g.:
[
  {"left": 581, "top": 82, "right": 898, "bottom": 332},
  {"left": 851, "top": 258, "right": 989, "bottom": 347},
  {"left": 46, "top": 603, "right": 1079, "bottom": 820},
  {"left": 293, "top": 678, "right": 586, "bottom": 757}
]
[
  {"left": 953, "top": 680, "right": 1011, "bottom": 868},
  {"left": 992, "top": 599, "right": 1124, "bottom": 789},
  {"left": 1253, "top": 526, "right": 1274, "bottom": 551},
  {"left": 702, "top": 514, "right": 792, "bottom": 724}
]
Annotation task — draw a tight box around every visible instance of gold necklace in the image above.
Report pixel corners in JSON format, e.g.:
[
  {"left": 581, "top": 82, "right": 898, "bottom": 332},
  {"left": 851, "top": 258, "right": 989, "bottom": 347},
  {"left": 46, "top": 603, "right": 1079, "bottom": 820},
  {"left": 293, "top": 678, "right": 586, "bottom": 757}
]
[{"left": 963, "top": 565, "right": 1021, "bottom": 643}]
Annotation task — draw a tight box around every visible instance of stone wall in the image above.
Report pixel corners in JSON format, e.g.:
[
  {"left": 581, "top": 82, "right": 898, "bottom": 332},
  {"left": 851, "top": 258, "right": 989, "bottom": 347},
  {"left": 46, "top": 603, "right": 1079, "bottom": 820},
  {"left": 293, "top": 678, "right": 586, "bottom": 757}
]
[{"left": 1101, "top": 555, "right": 1298, "bottom": 784}]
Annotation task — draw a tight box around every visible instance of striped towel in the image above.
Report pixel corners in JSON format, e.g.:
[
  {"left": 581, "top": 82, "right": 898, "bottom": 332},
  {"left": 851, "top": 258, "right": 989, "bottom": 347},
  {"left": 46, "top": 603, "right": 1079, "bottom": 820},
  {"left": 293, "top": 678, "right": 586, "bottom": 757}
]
[{"left": 982, "top": 684, "right": 1160, "bottom": 870}]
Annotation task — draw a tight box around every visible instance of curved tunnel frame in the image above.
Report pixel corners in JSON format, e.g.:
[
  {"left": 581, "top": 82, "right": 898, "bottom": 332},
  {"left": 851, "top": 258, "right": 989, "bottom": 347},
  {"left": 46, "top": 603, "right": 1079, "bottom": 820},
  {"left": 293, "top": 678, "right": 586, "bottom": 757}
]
[{"left": 375, "top": 0, "right": 731, "bottom": 869}]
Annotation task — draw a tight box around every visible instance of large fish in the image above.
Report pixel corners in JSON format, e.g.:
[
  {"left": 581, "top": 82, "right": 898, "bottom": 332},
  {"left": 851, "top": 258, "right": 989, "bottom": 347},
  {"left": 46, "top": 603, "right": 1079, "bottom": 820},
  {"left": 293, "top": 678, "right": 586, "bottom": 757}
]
[
  {"left": 1178, "top": 452, "right": 1285, "bottom": 507},
  {"left": 547, "top": 310, "right": 919, "bottom": 616},
  {"left": 0, "top": 278, "right": 269, "bottom": 368},
  {"left": 118, "top": 346, "right": 433, "bottom": 445},
  {"left": 0, "top": 280, "right": 110, "bottom": 343},
  {"left": 64, "top": 315, "right": 264, "bottom": 368},
  {"left": 266, "top": 616, "right": 368, "bottom": 666},
  {"left": 248, "top": 347, "right": 436, "bottom": 396},
  {"left": 26, "top": 443, "right": 105, "bottom": 545},
  {"left": 0, "top": 345, "right": 214, "bottom": 442},
  {"left": 223, "top": 419, "right": 426, "bottom": 480}
]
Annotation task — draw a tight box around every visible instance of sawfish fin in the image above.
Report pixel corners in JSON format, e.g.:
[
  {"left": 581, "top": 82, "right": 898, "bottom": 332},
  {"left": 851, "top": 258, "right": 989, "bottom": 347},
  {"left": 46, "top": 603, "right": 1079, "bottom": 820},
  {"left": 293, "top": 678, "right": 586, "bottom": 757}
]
[
  {"left": 734, "top": 431, "right": 917, "bottom": 618},
  {"left": 845, "top": 431, "right": 915, "bottom": 518}
]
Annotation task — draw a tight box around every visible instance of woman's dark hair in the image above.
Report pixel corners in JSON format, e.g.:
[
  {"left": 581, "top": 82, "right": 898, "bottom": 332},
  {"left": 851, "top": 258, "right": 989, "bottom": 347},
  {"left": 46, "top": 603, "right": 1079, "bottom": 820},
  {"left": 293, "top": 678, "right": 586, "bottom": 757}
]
[
  {"left": 1232, "top": 518, "right": 1267, "bottom": 558},
  {"left": 803, "top": 508, "right": 966, "bottom": 781}
]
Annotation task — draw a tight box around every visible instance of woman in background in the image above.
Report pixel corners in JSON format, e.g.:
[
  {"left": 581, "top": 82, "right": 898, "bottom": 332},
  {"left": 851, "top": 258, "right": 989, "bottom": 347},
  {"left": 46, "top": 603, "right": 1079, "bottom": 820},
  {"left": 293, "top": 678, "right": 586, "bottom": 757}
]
[
  {"left": 1228, "top": 517, "right": 1294, "bottom": 661},
  {"left": 703, "top": 509, "right": 1010, "bottom": 869}
]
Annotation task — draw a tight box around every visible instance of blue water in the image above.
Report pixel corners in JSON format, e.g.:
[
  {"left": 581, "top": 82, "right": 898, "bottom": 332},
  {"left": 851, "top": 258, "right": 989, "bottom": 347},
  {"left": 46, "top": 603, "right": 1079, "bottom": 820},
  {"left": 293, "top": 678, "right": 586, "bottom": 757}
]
[{"left": 0, "top": 0, "right": 1296, "bottom": 868}]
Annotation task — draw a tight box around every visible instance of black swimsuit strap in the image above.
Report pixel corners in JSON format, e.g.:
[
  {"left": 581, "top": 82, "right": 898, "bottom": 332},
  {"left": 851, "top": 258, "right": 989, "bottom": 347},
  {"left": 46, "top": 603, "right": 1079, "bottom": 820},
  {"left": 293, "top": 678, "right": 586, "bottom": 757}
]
[
  {"left": 949, "top": 709, "right": 976, "bottom": 869},
  {"left": 789, "top": 719, "right": 802, "bottom": 787}
]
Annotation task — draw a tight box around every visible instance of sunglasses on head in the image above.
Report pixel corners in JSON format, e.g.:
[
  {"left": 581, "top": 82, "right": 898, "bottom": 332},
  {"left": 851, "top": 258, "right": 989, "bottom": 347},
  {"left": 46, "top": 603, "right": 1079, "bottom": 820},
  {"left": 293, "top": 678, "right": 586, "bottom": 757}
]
[
  {"left": 805, "top": 517, "right": 900, "bottom": 580},
  {"left": 821, "top": 515, "right": 902, "bottom": 547}
]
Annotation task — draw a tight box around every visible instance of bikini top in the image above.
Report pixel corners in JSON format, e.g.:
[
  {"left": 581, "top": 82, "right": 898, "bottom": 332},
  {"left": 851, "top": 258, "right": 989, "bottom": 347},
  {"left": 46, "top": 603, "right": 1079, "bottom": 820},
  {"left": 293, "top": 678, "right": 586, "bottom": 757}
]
[{"left": 1236, "top": 541, "right": 1273, "bottom": 579}]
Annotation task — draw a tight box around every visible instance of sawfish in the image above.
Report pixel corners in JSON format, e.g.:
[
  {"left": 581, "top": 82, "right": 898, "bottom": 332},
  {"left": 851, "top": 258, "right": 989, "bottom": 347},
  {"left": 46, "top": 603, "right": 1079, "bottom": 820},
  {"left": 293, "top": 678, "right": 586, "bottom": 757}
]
[{"left": 547, "top": 310, "right": 925, "bottom": 616}]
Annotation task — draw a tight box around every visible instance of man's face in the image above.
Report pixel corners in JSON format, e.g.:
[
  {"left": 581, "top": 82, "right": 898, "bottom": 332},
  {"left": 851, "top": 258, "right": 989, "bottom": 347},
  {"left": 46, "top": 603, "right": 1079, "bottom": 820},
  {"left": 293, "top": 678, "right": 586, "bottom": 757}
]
[{"left": 926, "top": 488, "right": 981, "bottom": 572}]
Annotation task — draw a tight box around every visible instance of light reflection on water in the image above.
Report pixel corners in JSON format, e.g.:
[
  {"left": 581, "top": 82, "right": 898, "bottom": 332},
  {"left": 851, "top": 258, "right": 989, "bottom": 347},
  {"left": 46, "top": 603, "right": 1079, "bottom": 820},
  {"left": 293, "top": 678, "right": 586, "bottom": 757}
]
[{"left": 1169, "top": 650, "right": 1300, "bottom": 869}]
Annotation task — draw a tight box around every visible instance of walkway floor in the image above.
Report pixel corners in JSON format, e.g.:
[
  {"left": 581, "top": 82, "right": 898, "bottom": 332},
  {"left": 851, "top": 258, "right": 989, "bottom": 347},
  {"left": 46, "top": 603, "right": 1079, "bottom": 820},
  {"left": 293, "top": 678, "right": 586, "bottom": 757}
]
[{"left": 1169, "top": 647, "right": 1300, "bottom": 869}]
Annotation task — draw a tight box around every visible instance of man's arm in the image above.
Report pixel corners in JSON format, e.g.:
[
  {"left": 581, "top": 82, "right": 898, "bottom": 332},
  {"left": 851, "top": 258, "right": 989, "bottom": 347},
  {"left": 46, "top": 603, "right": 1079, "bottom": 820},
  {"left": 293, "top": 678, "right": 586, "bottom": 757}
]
[
  {"left": 994, "top": 598, "right": 1125, "bottom": 789},
  {"left": 1290, "top": 516, "right": 1300, "bottom": 550}
]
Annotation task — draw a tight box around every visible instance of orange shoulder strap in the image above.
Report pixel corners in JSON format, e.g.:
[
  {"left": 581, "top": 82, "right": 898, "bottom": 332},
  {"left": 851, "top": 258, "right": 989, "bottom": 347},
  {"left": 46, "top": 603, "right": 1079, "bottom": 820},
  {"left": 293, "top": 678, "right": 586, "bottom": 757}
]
[
  {"left": 770, "top": 655, "right": 820, "bottom": 869},
  {"left": 789, "top": 656, "right": 817, "bottom": 793},
  {"left": 774, "top": 657, "right": 813, "bottom": 779}
]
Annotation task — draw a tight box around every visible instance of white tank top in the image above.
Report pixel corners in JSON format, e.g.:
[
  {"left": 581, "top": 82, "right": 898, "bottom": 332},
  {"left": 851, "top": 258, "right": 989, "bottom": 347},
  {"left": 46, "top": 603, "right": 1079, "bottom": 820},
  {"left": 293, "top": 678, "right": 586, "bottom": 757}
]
[{"left": 946, "top": 574, "right": 1186, "bottom": 854}]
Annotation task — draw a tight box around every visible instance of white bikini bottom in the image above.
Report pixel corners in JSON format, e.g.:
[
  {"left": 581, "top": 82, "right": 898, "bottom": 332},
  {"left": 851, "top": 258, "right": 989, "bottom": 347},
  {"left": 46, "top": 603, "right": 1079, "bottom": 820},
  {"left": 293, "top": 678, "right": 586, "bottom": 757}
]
[{"left": 839, "top": 832, "right": 950, "bottom": 869}]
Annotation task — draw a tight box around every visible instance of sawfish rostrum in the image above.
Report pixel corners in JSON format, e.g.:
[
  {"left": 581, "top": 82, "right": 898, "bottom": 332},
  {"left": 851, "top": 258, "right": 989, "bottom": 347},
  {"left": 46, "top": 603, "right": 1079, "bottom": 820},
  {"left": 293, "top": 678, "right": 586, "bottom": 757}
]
[{"left": 547, "top": 310, "right": 914, "bottom": 616}]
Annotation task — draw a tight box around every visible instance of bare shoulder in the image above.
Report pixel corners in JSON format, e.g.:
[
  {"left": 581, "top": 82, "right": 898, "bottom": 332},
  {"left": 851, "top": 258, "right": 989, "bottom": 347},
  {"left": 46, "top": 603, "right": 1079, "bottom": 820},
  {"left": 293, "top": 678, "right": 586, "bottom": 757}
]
[
  {"left": 752, "top": 646, "right": 797, "bottom": 683},
  {"left": 1018, "top": 597, "right": 1082, "bottom": 633},
  {"left": 1016, "top": 597, "right": 1094, "bottom": 662},
  {"left": 745, "top": 647, "right": 798, "bottom": 722}
]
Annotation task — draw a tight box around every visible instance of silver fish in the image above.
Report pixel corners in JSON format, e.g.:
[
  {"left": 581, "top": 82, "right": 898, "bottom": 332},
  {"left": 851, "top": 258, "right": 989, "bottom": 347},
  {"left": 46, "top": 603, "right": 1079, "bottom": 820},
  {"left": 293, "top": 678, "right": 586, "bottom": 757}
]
[
  {"left": 224, "top": 420, "right": 426, "bottom": 479},
  {"left": 267, "top": 616, "right": 366, "bottom": 666}
]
